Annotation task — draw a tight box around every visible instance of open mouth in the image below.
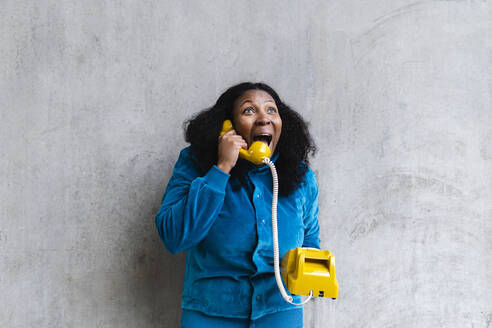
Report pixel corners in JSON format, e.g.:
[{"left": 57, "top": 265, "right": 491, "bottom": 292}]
[{"left": 253, "top": 134, "right": 272, "bottom": 146}]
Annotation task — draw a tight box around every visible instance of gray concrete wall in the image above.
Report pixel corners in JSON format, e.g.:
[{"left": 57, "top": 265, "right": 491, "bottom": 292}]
[{"left": 1, "top": 1, "right": 491, "bottom": 327}]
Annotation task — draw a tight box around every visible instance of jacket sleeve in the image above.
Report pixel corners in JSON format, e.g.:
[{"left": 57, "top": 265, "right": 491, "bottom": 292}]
[
  {"left": 302, "top": 168, "right": 321, "bottom": 249},
  {"left": 155, "top": 148, "right": 230, "bottom": 254}
]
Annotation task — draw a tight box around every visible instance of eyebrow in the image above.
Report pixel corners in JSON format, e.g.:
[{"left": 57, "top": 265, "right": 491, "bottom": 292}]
[{"left": 239, "top": 99, "right": 275, "bottom": 106}]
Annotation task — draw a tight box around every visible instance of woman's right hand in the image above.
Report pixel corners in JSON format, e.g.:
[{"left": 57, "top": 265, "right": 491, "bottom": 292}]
[{"left": 217, "top": 130, "right": 247, "bottom": 174}]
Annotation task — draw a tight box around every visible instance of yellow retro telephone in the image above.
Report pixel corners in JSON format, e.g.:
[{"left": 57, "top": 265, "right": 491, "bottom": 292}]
[{"left": 221, "top": 120, "right": 338, "bottom": 304}]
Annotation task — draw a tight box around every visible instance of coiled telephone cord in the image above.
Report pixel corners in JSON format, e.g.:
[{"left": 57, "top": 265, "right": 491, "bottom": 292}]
[{"left": 263, "top": 158, "right": 313, "bottom": 306}]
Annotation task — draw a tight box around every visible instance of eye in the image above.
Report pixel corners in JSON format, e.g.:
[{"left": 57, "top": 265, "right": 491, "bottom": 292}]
[
  {"left": 267, "top": 107, "right": 277, "bottom": 113},
  {"left": 243, "top": 107, "right": 255, "bottom": 114}
]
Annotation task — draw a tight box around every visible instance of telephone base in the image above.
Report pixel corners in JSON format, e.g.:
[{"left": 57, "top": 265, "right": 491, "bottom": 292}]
[{"left": 281, "top": 248, "right": 339, "bottom": 299}]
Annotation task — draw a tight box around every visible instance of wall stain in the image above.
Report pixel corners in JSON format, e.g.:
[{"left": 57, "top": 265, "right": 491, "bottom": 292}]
[{"left": 350, "top": 210, "right": 387, "bottom": 242}]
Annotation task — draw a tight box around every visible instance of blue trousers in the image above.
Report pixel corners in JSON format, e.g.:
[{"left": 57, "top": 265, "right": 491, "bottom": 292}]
[{"left": 181, "top": 308, "right": 303, "bottom": 328}]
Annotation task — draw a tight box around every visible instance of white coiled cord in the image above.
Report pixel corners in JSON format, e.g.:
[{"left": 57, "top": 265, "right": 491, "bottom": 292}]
[{"left": 263, "top": 158, "right": 313, "bottom": 305}]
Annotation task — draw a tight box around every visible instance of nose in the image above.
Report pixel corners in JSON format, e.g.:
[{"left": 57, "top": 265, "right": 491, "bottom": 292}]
[{"left": 255, "top": 111, "right": 271, "bottom": 126}]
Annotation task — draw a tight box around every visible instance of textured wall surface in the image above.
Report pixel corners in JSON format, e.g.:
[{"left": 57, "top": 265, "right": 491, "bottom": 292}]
[{"left": 1, "top": 1, "right": 491, "bottom": 327}]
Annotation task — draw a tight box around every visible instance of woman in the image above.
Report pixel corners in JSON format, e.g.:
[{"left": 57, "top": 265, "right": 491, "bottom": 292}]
[{"left": 155, "top": 82, "right": 320, "bottom": 327}]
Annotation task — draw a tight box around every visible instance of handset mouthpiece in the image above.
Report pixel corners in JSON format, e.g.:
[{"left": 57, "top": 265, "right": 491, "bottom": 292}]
[{"left": 239, "top": 142, "right": 271, "bottom": 165}]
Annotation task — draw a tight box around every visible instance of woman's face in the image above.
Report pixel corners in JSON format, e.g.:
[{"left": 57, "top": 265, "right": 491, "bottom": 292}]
[{"left": 232, "top": 89, "right": 282, "bottom": 154}]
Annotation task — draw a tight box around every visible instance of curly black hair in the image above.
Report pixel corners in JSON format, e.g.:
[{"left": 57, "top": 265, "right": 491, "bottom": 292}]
[{"left": 184, "top": 82, "right": 316, "bottom": 196}]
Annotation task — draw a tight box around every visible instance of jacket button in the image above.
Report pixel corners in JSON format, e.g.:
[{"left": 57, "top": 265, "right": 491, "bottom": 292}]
[
  {"left": 256, "top": 295, "right": 261, "bottom": 301},
  {"left": 261, "top": 219, "right": 265, "bottom": 224}
]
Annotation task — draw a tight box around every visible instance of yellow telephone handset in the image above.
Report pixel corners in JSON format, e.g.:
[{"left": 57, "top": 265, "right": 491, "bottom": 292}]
[{"left": 220, "top": 120, "right": 271, "bottom": 165}]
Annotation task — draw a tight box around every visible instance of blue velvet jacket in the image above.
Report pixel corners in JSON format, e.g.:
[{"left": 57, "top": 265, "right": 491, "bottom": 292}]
[{"left": 155, "top": 147, "right": 320, "bottom": 320}]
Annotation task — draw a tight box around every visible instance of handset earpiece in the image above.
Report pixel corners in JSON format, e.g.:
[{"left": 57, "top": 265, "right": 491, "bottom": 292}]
[{"left": 220, "top": 120, "right": 271, "bottom": 165}]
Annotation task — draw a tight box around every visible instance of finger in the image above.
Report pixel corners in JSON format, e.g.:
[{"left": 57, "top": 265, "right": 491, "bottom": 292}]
[
  {"left": 232, "top": 138, "right": 247, "bottom": 149},
  {"left": 232, "top": 136, "right": 247, "bottom": 145},
  {"left": 219, "top": 131, "right": 236, "bottom": 141},
  {"left": 230, "top": 135, "right": 246, "bottom": 142},
  {"left": 237, "top": 137, "right": 248, "bottom": 147},
  {"left": 223, "top": 129, "right": 236, "bottom": 136}
]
